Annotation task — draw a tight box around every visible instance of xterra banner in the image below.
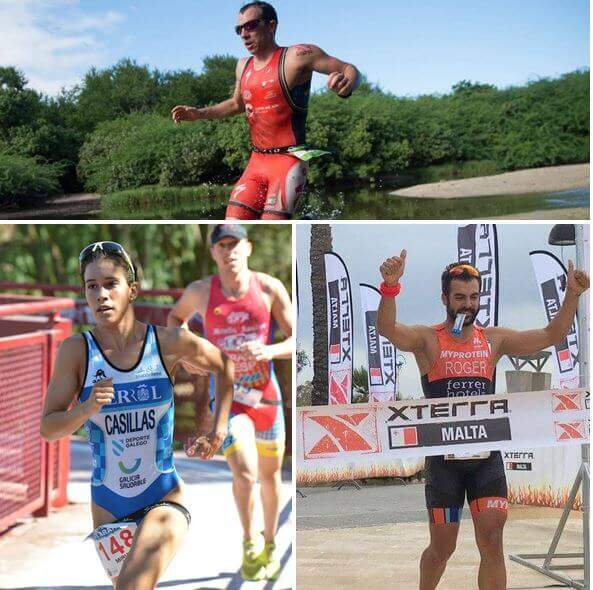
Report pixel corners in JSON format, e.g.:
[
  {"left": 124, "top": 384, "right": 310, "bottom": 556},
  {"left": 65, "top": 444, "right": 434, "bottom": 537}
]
[
  {"left": 359, "top": 283, "right": 397, "bottom": 402},
  {"left": 529, "top": 250, "right": 579, "bottom": 389},
  {"left": 324, "top": 252, "right": 354, "bottom": 404},
  {"left": 457, "top": 224, "right": 499, "bottom": 328},
  {"left": 504, "top": 247, "right": 586, "bottom": 508},
  {"left": 296, "top": 389, "right": 589, "bottom": 483}
]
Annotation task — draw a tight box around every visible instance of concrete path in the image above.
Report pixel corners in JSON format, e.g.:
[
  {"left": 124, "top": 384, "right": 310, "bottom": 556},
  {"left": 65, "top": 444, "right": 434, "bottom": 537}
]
[
  {"left": 0, "top": 441, "right": 293, "bottom": 589},
  {"left": 297, "top": 482, "right": 584, "bottom": 589}
]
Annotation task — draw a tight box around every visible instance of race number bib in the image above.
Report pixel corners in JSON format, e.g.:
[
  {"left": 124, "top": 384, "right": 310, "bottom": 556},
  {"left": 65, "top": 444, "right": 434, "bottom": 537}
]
[
  {"left": 89, "top": 521, "right": 137, "bottom": 579},
  {"left": 287, "top": 145, "right": 331, "bottom": 162},
  {"left": 445, "top": 451, "right": 491, "bottom": 461},
  {"left": 233, "top": 383, "right": 264, "bottom": 408}
]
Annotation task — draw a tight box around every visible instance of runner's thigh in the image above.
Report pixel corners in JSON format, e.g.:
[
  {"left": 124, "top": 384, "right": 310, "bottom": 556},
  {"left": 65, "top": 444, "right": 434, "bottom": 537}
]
[{"left": 117, "top": 504, "right": 189, "bottom": 585}]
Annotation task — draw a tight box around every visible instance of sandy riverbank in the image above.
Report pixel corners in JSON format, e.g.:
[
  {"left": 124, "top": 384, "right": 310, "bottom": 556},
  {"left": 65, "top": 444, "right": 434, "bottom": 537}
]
[{"left": 391, "top": 163, "right": 589, "bottom": 199}]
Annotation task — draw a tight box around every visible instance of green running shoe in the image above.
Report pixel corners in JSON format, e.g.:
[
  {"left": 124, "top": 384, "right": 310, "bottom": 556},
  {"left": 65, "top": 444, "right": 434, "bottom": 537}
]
[
  {"left": 262, "top": 541, "right": 281, "bottom": 581},
  {"left": 241, "top": 539, "right": 265, "bottom": 581}
]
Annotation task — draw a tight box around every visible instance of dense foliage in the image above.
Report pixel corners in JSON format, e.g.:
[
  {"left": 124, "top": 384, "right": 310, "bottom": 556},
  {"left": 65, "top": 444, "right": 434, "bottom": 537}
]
[
  {"left": 0, "top": 56, "right": 588, "bottom": 203},
  {"left": 0, "top": 223, "right": 292, "bottom": 292}
]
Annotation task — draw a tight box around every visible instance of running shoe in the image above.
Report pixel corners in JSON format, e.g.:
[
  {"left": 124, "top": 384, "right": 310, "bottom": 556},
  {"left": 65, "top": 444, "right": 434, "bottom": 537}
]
[
  {"left": 262, "top": 540, "right": 281, "bottom": 580},
  {"left": 241, "top": 539, "right": 265, "bottom": 581}
]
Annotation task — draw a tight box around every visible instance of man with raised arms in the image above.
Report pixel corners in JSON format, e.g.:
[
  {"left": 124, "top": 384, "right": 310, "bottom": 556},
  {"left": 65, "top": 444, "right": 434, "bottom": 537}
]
[
  {"left": 168, "top": 224, "right": 293, "bottom": 581},
  {"left": 172, "top": 1, "right": 360, "bottom": 220},
  {"left": 376, "top": 252, "right": 589, "bottom": 590}
]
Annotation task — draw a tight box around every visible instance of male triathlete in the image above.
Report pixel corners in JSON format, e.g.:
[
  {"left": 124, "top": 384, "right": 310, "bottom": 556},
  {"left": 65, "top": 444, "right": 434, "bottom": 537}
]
[
  {"left": 376, "top": 252, "right": 589, "bottom": 590},
  {"left": 172, "top": 1, "right": 360, "bottom": 220},
  {"left": 167, "top": 224, "right": 293, "bottom": 580}
]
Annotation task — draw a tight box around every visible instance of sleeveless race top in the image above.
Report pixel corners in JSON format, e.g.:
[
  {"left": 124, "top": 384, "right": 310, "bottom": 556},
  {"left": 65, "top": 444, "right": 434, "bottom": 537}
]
[
  {"left": 79, "top": 325, "right": 180, "bottom": 519},
  {"left": 203, "top": 273, "right": 279, "bottom": 408},
  {"left": 421, "top": 323, "right": 495, "bottom": 398},
  {"left": 240, "top": 46, "right": 311, "bottom": 150}
]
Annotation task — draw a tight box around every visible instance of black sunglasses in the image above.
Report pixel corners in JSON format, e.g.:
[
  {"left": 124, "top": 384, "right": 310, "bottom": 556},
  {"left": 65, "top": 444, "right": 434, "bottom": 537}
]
[
  {"left": 235, "top": 18, "right": 264, "bottom": 35},
  {"left": 79, "top": 241, "right": 136, "bottom": 280}
]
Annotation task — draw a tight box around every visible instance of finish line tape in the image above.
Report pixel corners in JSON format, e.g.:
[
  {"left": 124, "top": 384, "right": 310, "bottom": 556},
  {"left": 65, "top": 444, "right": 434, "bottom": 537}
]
[{"left": 297, "top": 389, "right": 590, "bottom": 463}]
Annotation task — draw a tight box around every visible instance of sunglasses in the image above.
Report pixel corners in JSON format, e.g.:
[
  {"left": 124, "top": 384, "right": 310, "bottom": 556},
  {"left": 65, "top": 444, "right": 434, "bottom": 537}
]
[
  {"left": 448, "top": 264, "right": 480, "bottom": 278},
  {"left": 79, "top": 241, "right": 136, "bottom": 281},
  {"left": 235, "top": 18, "right": 264, "bottom": 35}
]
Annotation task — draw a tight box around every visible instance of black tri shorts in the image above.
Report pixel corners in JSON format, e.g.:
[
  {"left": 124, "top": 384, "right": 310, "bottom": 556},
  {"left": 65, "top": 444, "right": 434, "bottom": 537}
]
[{"left": 425, "top": 451, "right": 508, "bottom": 524}]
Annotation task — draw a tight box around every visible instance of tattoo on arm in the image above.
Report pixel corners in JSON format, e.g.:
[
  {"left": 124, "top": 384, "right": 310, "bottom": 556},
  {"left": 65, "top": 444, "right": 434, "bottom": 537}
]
[{"left": 295, "top": 44, "right": 314, "bottom": 57}]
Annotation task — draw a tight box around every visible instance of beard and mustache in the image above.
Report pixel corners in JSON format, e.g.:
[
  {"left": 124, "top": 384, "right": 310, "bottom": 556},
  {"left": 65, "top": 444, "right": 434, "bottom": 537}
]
[{"left": 446, "top": 304, "right": 478, "bottom": 326}]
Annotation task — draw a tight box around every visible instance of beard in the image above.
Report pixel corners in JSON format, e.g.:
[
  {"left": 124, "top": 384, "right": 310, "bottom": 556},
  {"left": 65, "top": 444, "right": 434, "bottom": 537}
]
[{"left": 446, "top": 304, "right": 477, "bottom": 325}]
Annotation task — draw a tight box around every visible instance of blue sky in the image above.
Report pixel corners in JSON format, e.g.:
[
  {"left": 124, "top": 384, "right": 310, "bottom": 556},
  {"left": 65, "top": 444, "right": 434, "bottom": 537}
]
[
  {"left": 296, "top": 223, "right": 588, "bottom": 396},
  {"left": 1, "top": 0, "right": 588, "bottom": 96}
]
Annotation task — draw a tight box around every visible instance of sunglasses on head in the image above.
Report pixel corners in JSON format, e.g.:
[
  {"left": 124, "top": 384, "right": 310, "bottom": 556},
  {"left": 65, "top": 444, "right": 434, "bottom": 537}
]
[
  {"left": 235, "top": 18, "right": 264, "bottom": 35},
  {"left": 79, "top": 241, "right": 136, "bottom": 280},
  {"left": 447, "top": 264, "right": 480, "bottom": 278}
]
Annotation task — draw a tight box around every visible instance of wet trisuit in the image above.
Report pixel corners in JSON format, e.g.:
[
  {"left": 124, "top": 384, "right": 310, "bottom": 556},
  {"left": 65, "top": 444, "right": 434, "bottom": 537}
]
[
  {"left": 79, "top": 325, "right": 183, "bottom": 519},
  {"left": 204, "top": 273, "right": 284, "bottom": 457},
  {"left": 421, "top": 323, "right": 508, "bottom": 524},
  {"left": 227, "top": 47, "right": 311, "bottom": 220}
]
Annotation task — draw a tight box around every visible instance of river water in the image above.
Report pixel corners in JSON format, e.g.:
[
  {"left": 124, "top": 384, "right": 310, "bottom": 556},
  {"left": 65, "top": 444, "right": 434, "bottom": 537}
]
[{"left": 297, "top": 186, "right": 589, "bottom": 220}]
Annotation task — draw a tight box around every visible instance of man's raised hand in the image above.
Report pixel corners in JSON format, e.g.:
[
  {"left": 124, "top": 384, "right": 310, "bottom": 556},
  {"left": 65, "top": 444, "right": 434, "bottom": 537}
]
[
  {"left": 380, "top": 250, "right": 407, "bottom": 286},
  {"left": 567, "top": 260, "right": 590, "bottom": 296}
]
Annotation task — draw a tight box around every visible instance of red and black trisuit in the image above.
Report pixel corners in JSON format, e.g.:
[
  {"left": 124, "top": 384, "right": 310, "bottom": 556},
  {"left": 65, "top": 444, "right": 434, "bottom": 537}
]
[{"left": 421, "top": 323, "right": 508, "bottom": 524}]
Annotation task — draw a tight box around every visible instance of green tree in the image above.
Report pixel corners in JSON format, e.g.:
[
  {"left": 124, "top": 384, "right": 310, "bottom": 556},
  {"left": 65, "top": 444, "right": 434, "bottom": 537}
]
[
  {"left": 0, "top": 224, "right": 291, "bottom": 293},
  {"left": 76, "top": 59, "right": 162, "bottom": 131},
  {"left": 353, "top": 366, "right": 369, "bottom": 400}
]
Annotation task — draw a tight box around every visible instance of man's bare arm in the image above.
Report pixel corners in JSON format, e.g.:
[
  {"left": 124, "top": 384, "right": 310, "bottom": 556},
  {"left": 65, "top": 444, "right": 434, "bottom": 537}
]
[
  {"left": 377, "top": 295, "right": 427, "bottom": 353},
  {"left": 171, "top": 59, "right": 247, "bottom": 122},
  {"left": 167, "top": 280, "right": 206, "bottom": 328},
  {"left": 376, "top": 250, "right": 426, "bottom": 353},
  {"left": 491, "top": 261, "right": 589, "bottom": 357},
  {"left": 266, "top": 275, "right": 293, "bottom": 359},
  {"left": 292, "top": 44, "right": 360, "bottom": 97}
]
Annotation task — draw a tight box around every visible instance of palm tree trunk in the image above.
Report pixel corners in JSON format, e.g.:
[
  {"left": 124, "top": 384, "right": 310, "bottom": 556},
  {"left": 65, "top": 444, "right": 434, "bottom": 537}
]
[{"left": 310, "top": 224, "right": 333, "bottom": 405}]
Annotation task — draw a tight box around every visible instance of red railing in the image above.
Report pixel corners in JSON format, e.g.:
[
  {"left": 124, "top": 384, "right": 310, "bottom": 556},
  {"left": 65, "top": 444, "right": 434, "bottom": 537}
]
[
  {"left": 0, "top": 282, "right": 293, "bottom": 530},
  {"left": 0, "top": 295, "right": 74, "bottom": 533}
]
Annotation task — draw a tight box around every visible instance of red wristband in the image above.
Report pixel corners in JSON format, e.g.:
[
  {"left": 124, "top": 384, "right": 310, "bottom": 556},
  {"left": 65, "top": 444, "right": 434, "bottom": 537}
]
[{"left": 379, "top": 282, "right": 401, "bottom": 297}]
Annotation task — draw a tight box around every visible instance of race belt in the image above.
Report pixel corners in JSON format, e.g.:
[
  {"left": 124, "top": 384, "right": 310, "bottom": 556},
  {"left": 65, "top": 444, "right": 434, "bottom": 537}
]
[
  {"left": 297, "top": 389, "right": 590, "bottom": 462},
  {"left": 251, "top": 144, "right": 331, "bottom": 161}
]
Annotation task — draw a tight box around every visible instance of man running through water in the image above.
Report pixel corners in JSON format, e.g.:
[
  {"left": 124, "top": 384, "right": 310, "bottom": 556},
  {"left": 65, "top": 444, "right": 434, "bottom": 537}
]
[
  {"left": 172, "top": 1, "right": 360, "bottom": 220},
  {"left": 167, "top": 224, "right": 293, "bottom": 580},
  {"left": 376, "top": 252, "right": 590, "bottom": 590},
  {"left": 41, "top": 241, "right": 234, "bottom": 588}
]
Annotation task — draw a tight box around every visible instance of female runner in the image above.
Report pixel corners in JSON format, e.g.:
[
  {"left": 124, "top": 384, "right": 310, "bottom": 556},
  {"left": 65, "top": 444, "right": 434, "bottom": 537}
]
[{"left": 40, "top": 241, "right": 234, "bottom": 589}]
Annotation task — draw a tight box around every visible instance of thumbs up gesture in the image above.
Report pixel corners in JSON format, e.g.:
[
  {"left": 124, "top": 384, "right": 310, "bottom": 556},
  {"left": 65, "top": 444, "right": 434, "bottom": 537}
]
[
  {"left": 380, "top": 250, "right": 407, "bottom": 286},
  {"left": 566, "top": 260, "right": 590, "bottom": 296}
]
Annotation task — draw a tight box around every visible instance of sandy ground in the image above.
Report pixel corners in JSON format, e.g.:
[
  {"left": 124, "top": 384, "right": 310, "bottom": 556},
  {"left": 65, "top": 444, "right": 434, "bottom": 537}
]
[
  {"left": 391, "top": 164, "right": 590, "bottom": 199},
  {"left": 297, "top": 483, "right": 585, "bottom": 590},
  {"left": 0, "top": 441, "right": 294, "bottom": 589}
]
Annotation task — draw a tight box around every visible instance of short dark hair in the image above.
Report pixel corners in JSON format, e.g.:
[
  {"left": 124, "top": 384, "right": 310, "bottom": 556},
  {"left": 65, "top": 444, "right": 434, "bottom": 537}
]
[
  {"left": 441, "top": 262, "right": 481, "bottom": 296},
  {"left": 239, "top": 1, "right": 278, "bottom": 23}
]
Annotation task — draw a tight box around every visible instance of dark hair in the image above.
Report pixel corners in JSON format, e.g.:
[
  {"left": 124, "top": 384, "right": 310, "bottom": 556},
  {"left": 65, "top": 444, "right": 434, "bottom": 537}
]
[
  {"left": 441, "top": 262, "right": 481, "bottom": 296},
  {"left": 80, "top": 251, "right": 137, "bottom": 286},
  {"left": 239, "top": 1, "right": 278, "bottom": 23}
]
